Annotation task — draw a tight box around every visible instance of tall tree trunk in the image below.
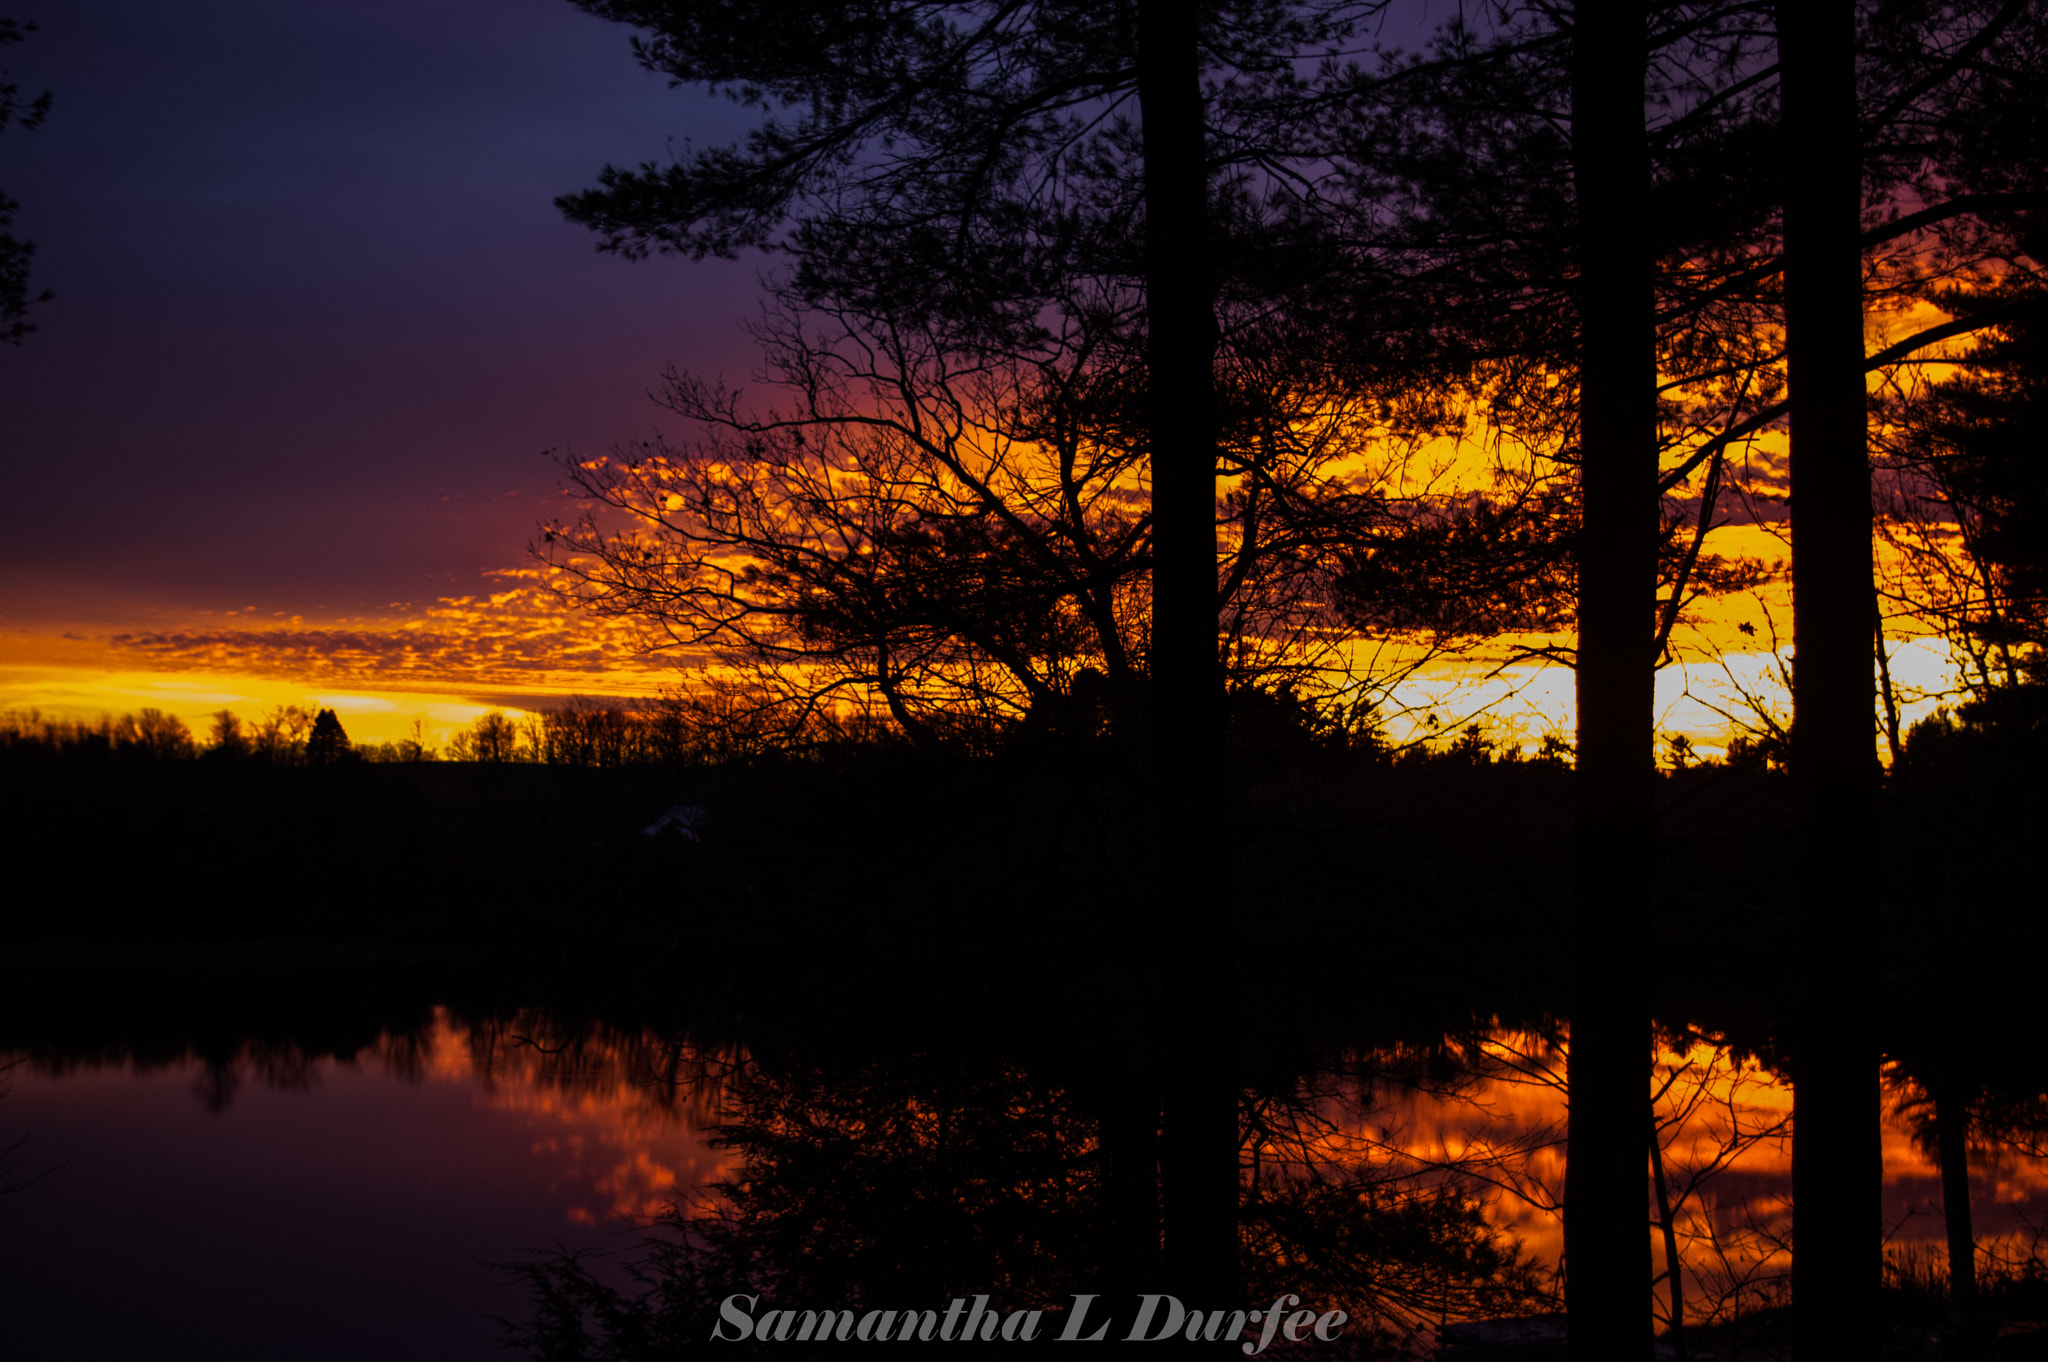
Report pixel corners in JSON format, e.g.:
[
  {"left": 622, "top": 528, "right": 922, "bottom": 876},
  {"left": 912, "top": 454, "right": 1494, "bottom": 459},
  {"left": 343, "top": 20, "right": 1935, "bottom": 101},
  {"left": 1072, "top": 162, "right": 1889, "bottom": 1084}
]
[
  {"left": 1567, "top": 3, "right": 1658, "bottom": 1356},
  {"left": 1932, "top": 1069, "right": 1982, "bottom": 1354},
  {"left": 1137, "top": 0, "right": 1237, "bottom": 1312},
  {"left": 1777, "top": 1, "right": 1884, "bottom": 1353}
]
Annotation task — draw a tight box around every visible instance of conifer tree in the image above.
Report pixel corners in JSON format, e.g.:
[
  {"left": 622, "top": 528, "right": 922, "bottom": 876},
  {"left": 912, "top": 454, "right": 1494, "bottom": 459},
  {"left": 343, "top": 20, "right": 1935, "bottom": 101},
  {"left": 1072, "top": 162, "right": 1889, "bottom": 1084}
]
[
  {"left": 306, "top": 708, "right": 351, "bottom": 765},
  {"left": 1, "top": 16, "right": 53, "bottom": 344},
  {"left": 553, "top": 0, "right": 1401, "bottom": 1305}
]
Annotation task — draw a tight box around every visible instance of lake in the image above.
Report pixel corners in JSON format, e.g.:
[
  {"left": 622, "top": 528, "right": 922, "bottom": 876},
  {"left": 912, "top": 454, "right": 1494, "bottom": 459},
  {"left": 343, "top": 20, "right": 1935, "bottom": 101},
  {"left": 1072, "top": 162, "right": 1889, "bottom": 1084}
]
[{"left": 3, "top": 948, "right": 2043, "bottom": 1358}]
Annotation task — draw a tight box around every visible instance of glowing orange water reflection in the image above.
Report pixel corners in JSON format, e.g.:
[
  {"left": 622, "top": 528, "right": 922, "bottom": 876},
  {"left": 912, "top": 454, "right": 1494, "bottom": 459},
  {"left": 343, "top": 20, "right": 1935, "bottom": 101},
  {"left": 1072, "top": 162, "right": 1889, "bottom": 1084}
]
[
  {"left": 1353, "top": 1033, "right": 2048, "bottom": 1325},
  {"left": 333, "top": 1012, "right": 2048, "bottom": 1330},
  {"left": 382, "top": 1007, "right": 741, "bottom": 1227}
]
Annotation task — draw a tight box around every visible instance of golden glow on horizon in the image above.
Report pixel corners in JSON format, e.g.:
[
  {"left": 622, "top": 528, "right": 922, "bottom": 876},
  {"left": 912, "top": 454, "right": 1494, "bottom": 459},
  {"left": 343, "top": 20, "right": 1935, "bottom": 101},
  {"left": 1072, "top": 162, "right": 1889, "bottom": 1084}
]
[
  {"left": 0, "top": 571, "right": 1978, "bottom": 756},
  {"left": 0, "top": 657, "right": 535, "bottom": 746},
  {"left": 4, "top": 268, "right": 2008, "bottom": 754},
  {"left": 0, "top": 567, "right": 685, "bottom": 744},
  {"left": 0, "top": 440, "right": 1992, "bottom": 758}
]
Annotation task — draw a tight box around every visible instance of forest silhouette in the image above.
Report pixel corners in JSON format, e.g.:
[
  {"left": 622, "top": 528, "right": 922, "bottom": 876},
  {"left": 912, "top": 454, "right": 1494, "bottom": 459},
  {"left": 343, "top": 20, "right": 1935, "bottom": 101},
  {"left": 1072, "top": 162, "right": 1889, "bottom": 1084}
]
[{"left": 7, "top": 0, "right": 2048, "bottom": 1357}]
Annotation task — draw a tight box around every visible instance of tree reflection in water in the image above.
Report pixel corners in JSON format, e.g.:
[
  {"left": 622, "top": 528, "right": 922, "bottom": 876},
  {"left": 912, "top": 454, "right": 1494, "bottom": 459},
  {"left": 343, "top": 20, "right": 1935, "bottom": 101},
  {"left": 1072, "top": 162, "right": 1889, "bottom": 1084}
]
[
  {"left": 489, "top": 1013, "right": 2048, "bottom": 1357},
  {"left": 498, "top": 1030, "right": 1548, "bottom": 1359},
  {"left": 16, "top": 965, "right": 2044, "bottom": 1356}
]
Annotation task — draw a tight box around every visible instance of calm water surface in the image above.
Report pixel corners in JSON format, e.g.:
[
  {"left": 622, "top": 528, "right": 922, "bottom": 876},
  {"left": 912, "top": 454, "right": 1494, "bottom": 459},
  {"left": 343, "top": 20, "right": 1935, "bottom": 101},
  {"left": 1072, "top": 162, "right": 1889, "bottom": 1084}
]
[
  {"left": 0, "top": 1004, "right": 728, "bottom": 1361},
  {"left": 5, "top": 985, "right": 2045, "bottom": 1358}
]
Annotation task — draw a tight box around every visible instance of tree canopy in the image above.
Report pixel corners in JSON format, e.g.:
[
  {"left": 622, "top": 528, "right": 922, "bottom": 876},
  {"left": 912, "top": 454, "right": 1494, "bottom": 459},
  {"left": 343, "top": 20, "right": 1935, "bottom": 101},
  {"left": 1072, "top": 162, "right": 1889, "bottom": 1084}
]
[
  {"left": 522, "top": 0, "right": 2048, "bottom": 1350},
  {"left": 1, "top": 16, "right": 52, "bottom": 345}
]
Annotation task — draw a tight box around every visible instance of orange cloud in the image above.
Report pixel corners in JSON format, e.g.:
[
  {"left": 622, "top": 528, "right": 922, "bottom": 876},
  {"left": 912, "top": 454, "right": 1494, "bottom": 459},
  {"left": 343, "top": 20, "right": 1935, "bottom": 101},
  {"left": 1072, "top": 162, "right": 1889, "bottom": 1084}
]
[{"left": 97, "top": 569, "right": 693, "bottom": 692}]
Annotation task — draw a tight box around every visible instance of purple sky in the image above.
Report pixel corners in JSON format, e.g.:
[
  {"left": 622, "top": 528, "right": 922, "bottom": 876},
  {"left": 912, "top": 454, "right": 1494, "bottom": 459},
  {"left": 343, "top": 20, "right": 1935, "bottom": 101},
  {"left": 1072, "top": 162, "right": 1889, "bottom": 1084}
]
[{"left": 1, "top": 0, "right": 767, "bottom": 628}]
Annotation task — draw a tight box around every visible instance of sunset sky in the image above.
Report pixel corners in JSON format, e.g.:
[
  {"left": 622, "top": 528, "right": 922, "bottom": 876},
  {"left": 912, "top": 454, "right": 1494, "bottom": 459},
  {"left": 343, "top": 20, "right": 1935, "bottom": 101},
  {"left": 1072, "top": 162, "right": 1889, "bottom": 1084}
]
[
  {"left": 0, "top": 0, "right": 1966, "bottom": 749},
  {"left": 1, "top": 0, "right": 774, "bottom": 736}
]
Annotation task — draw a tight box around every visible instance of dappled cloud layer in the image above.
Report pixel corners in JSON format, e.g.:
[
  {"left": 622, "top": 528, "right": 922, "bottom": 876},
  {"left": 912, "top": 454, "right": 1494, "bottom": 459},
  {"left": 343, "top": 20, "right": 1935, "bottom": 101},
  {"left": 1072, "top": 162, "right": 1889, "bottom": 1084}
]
[
  {"left": 98, "top": 569, "right": 680, "bottom": 694},
  {"left": 4, "top": 521, "right": 1975, "bottom": 758}
]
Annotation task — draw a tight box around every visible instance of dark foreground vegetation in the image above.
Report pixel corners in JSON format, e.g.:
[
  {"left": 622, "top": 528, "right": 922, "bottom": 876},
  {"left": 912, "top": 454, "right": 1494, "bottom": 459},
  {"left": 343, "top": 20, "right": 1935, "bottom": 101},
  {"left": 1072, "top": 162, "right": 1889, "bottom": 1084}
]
[
  {"left": 5, "top": 679, "right": 2041, "bottom": 1048},
  {"left": 7, "top": 697, "right": 1650, "bottom": 1017},
  {"left": 4, "top": 684, "right": 2033, "bottom": 977}
]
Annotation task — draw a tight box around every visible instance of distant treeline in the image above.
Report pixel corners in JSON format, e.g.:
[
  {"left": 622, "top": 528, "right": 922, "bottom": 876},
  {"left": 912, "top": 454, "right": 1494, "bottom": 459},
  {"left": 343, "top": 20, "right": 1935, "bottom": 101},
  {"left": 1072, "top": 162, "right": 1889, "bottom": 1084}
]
[
  {"left": 0, "top": 698, "right": 685, "bottom": 768},
  {"left": 1, "top": 694, "right": 1813, "bottom": 773},
  {"left": 1, "top": 705, "right": 416, "bottom": 764},
  {"left": 0, "top": 693, "right": 863, "bottom": 769}
]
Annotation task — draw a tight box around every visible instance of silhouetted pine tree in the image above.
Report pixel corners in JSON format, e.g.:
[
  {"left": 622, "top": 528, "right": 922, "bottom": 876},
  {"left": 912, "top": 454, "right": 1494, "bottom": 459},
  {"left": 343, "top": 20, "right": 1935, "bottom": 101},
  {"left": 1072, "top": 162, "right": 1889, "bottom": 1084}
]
[
  {"left": 553, "top": 0, "right": 1403, "bottom": 1311},
  {"left": 1, "top": 16, "right": 52, "bottom": 344},
  {"left": 306, "top": 708, "right": 351, "bottom": 765}
]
